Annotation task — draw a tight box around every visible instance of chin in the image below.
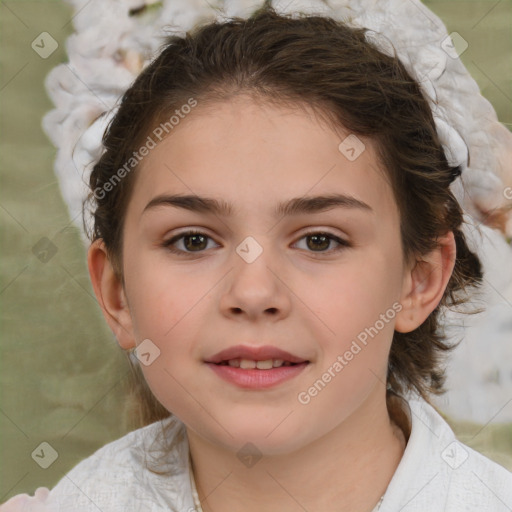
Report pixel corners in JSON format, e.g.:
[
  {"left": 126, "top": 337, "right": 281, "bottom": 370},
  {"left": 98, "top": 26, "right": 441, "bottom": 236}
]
[{"left": 206, "top": 417, "right": 312, "bottom": 458}]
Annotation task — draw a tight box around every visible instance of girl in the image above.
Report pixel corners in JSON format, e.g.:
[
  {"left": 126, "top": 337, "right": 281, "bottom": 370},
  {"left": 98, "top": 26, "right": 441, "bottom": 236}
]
[{"left": 3, "top": 2, "right": 511, "bottom": 511}]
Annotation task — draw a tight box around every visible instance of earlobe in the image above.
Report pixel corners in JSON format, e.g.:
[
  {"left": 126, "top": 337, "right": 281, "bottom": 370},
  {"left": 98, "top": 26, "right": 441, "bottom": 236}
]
[
  {"left": 395, "top": 231, "right": 456, "bottom": 333},
  {"left": 87, "top": 239, "right": 136, "bottom": 350}
]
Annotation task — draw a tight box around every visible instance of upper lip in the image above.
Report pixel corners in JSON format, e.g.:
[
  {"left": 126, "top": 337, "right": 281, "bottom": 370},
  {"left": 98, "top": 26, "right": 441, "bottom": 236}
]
[{"left": 205, "top": 345, "right": 309, "bottom": 364}]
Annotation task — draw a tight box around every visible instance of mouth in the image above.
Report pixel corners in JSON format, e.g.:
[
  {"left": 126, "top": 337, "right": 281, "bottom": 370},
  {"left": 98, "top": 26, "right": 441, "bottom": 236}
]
[
  {"left": 213, "top": 358, "right": 306, "bottom": 369},
  {"left": 205, "top": 344, "right": 309, "bottom": 366},
  {"left": 204, "top": 344, "right": 310, "bottom": 389}
]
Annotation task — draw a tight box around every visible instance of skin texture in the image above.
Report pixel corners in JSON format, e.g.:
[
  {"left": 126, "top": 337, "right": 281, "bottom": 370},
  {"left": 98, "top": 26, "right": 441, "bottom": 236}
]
[{"left": 88, "top": 95, "right": 456, "bottom": 512}]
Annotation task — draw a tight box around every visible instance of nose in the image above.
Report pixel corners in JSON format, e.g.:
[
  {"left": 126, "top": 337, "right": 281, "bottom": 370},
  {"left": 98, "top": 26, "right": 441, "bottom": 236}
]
[{"left": 219, "top": 243, "right": 292, "bottom": 322}]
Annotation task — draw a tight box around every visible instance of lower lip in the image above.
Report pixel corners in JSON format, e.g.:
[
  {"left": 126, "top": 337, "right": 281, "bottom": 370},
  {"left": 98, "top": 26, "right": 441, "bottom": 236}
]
[{"left": 205, "top": 362, "right": 309, "bottom": 389}]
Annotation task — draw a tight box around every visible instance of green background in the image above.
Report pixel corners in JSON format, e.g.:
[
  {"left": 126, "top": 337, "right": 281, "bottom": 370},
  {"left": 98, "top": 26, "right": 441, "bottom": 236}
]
[{"left": 1, "top": 0, "right": 511, "bottom": 501}]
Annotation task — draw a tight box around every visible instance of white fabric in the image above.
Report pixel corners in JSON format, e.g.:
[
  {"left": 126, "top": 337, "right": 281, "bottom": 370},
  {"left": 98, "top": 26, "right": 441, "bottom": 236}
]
[{"left": 2, "top": 397, "right": 511, "bottom": 511}]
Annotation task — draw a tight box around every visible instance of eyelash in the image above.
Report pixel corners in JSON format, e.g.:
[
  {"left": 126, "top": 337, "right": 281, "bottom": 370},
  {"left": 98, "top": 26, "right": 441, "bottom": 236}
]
[{"left": 162, "top": 229, "right": 351, "bottom": 256}]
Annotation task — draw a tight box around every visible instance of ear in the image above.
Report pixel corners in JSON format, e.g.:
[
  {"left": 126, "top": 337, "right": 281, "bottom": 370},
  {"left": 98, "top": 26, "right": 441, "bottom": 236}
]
[
  {"left": 87, "top": 239, "right": 136, "bottom": 350},
  {"left": 395, "top": 231, "right": 456, "bottom": 333}
]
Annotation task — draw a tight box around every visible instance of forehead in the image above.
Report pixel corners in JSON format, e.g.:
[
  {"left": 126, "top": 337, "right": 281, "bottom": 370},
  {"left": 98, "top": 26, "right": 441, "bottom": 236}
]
[{"left": 127, "top": 96, "right": 398, "bottom": 223}]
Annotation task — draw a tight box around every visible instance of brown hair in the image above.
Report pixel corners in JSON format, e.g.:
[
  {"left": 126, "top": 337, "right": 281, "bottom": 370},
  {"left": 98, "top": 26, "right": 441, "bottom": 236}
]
[{"left": 84, "top": 4, "right": 483, "bottom": 444}]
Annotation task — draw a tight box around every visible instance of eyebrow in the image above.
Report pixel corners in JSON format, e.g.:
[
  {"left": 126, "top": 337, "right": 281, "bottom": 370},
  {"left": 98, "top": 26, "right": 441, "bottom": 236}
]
[{"left": 142, "top": 193, "right": 374, "bottom": 218}]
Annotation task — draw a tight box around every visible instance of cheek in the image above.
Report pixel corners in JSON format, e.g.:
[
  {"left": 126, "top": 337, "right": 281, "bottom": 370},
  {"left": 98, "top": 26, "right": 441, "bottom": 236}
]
[
  {"left": 124, "top": 265, "right": 208, "bottom": 416},
  {"left": 123, "top": 251, "right": 213, "bottom": 381},
  {"left": 124, "top": 250, "right": 207, "bottom": 339},
  {"left": 298, "top": 249, "right": 402, "bottom": 339}
]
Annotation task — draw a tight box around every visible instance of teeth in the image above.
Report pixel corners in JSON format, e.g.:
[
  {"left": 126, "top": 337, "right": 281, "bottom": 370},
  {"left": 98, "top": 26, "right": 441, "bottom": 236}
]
[
  {"left": 256, "top": 360, "right": 273, "bottom": 370},
  {"left": 224, "top": 358, "right": 296, "bottom": 369},
  {"left": 239, "top": 359, "right": 257, "bottom": 369}
]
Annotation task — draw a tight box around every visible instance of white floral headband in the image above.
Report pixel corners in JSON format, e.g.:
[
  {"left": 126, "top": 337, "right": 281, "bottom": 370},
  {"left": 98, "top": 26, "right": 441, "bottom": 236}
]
[{"left": 42, "top": 0, "right": 512, "bottom": 242}]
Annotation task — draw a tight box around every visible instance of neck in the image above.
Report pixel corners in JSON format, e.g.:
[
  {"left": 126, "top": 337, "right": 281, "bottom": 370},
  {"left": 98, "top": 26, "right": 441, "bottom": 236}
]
[{"left": 186, "top": 389, "right": 407, "bottom": 512}]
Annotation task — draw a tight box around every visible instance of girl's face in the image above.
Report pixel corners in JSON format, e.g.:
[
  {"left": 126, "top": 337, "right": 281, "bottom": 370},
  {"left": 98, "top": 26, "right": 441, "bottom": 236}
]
[{"left": 114, "top": 95, "right": 410, "bottom": 453}]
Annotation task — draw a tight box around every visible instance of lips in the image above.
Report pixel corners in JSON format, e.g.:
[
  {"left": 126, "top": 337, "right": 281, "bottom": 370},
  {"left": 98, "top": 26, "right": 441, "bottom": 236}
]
[
  {"left": 205, "top": 344, "right": 310, "bottom": 389},
  {"left": 205, "top": 345, "right": 309, "bottom": 365}
]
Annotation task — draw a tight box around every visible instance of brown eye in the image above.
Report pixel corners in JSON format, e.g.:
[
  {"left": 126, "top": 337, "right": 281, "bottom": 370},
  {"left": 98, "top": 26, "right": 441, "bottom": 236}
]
[
  {"left": 306, "top": 234, "right": 330, "bottom": 251},
  {"left": 163, "top": 230, "right": 218, "bottom": 254},
  {"left": 294, "top": 231, "right": 351, "bottom": 254},
  {"left": 182, "top": 233, "right": 208, "bottom": 251}
]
